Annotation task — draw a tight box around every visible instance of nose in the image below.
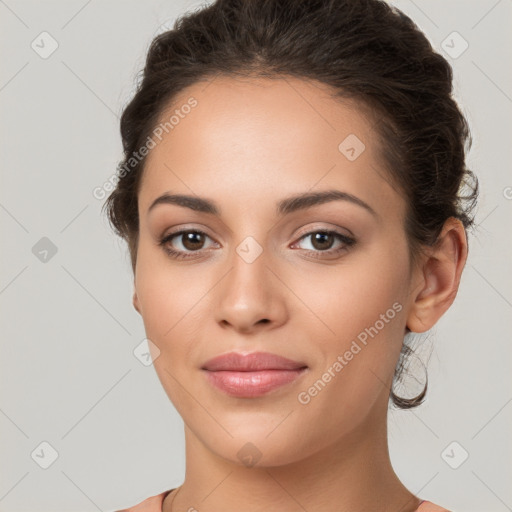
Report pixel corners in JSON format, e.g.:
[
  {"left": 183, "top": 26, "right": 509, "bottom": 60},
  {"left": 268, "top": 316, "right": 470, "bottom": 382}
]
[{"left": 214, "top": 245, "right": 288, "bottom": 334}]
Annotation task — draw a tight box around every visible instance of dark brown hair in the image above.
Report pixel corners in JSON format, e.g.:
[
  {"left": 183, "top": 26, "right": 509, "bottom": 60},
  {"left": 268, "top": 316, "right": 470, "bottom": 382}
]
[{"left": 103, "top": 0, "right": 478, "bottom": 409}]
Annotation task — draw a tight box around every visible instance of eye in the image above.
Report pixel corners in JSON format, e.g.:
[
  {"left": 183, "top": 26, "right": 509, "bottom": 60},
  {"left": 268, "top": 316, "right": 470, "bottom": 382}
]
[
  {"left": 291, "top": 229, "right": 356, "bottom": 259},
  {"left": 158, "top": 228, "right": 356, "bottom": 261},
  {"left": 158, "top": 229, "right": 217, "bottom": 260}
]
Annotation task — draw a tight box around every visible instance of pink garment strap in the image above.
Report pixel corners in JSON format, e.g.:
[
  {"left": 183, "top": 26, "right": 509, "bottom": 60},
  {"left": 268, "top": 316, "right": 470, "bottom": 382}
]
[{"left": 417, "top": 500, "right": 452, "bottom": 512}]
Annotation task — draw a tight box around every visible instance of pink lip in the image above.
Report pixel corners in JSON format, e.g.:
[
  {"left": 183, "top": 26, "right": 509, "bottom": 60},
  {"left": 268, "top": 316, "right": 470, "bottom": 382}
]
[{"left": 201, "top": 351, "right": 308, "bottom": 398}]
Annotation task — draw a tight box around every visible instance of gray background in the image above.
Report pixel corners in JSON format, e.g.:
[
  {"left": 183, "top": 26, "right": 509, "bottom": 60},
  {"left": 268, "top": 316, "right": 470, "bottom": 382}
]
[{"left": 1, "top": 0, "right": 511, "bottom": 511}]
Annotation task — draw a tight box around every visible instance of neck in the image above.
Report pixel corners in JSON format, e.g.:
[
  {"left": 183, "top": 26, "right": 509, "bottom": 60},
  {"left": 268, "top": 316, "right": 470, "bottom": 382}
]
[{"left": 165, "top": 399, "right": 419, "bottom": 512}]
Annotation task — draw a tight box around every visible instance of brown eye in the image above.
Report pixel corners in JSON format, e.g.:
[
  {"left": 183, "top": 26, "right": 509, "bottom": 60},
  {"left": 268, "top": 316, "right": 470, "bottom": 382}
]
[
  {"left": 180, "top": 231, "right": 206, "bottom": 251},
  {"left": 159, "top": 229, "right": 217, "bottom": 260},
  {"left": 310, "top": 232, "right": 336, "bottom": 251},
  {"left": 293, "top": 229, "right": 356, "bottom": 259}
]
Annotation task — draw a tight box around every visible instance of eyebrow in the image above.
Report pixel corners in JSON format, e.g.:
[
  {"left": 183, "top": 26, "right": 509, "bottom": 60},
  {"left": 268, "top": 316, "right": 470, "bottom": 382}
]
[{"left": 147, "top": 189, "right": 378, "bottom": 218}]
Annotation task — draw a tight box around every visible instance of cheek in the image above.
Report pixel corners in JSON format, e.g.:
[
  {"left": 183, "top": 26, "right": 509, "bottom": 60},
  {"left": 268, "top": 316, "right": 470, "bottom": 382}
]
[
  {"left": 134, "top": 243, "right": 215, "bottom": 375},
  {"left": 134, "top": 251, "right": 206, "bottom": 408},
  {"left": 305, "top": 249, "right": 409, "bottom": 344},
  {"left": 135, "top": 245, "right": 190, "bottom": 345},
  {"left": 298, "top": 242, "right": 410, "bottom": 399},
  {"left": 291, "top": 267, "right": 408, "bottom": 440}
]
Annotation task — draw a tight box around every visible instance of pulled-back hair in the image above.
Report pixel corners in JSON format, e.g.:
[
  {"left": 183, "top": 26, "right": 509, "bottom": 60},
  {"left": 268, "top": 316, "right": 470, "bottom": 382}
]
[{"left": 103, "top": 0, "right": 478, "bottom": 409}]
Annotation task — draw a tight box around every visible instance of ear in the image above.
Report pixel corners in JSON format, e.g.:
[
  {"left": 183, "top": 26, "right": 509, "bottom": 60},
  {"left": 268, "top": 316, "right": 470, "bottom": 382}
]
[
  {"left": 132, "top": 288, "right": 141, "bottom": 315},
  {"left": 406, "top": 218, "right": 468, "bottom": 333}
]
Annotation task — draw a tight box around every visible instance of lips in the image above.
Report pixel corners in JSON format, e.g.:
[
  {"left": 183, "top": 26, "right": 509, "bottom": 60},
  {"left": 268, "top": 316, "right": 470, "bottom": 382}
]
[
  {"left": 201, "top": 351, "right": 308, "bottom": 398},
  {"left": 201, "top": 351, "right": 307, "bottom": 372}
]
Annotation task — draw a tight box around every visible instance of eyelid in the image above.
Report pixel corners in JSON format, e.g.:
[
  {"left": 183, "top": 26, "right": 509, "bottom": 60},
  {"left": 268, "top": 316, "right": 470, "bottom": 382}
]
[
  {"left": 159, "top": 224, "right": 356, "bottom": 263},
  {"left": 160, "top": 224, "right": 215, "bottom": 241},
  {"left": 159, "top": 223, "right": 354, "bottom": 246},
  {"left": 290, "top": 228, "right": 356, "bottom": 254},
  {"left": 293, "top": 222, "right": 355, "bottom": 240},
  {"left": 159, "top": 227, "right": 218, "bottom": 247}
]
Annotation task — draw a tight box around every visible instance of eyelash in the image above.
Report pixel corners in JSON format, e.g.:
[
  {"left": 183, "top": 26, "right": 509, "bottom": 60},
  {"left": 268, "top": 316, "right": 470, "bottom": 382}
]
[{"left": 158, "top": 229, "right": 356, "bottom": 261}]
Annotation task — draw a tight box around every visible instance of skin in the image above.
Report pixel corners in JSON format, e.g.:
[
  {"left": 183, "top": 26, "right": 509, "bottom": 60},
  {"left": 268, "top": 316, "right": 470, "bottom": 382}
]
[{"left": 131, "top": 75, "right": 468, "bottom": 512}]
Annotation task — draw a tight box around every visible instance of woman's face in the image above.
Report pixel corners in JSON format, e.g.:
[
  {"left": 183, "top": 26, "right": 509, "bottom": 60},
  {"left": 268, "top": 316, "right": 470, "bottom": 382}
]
[{"left": 133, "top": 75, "right": 417, "bottom": 466}]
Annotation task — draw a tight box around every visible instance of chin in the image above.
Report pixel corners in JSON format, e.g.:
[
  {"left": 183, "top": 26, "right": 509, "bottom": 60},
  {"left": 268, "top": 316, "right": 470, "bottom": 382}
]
[{"left": 199, "top": 426, "right": 319, "bottom": 469}]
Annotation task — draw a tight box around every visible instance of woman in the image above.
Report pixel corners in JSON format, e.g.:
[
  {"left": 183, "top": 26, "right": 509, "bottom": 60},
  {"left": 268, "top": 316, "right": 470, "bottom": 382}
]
[{"left": 106, "top": 0, "right": 478, "bottom": 510}]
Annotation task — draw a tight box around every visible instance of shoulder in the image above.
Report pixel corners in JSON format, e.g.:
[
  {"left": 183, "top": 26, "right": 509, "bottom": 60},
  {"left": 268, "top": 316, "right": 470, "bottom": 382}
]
[
  {"left": 417, "top": 500, "right": 452, "bottom": 512},
  {"left": 115, "top": 489, "right": 174, "bottom": 512}
]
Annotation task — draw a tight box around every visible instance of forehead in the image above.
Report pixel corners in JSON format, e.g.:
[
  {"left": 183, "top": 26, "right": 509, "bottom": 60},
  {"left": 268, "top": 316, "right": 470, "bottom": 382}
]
[
  {"left": 146, "top": 74, "right": 378, "bottom": 165},
  {"left": 138, "top": 75, "right": 401, "bottom": 218}
]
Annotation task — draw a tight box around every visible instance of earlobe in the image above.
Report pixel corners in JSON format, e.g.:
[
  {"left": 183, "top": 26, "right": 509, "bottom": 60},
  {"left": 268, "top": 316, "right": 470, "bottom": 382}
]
[
  {"left": 132, "top": 290, "right": 141, "bottom": 315},
  {"left": 406, "top": 218, "right": 468, "bottom": 333}
]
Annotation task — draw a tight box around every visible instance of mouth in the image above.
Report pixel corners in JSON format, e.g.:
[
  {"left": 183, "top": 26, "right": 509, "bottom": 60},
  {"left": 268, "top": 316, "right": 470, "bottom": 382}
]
[{"left": 201, "top": 351, "right": 308, "bottom": 398}]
